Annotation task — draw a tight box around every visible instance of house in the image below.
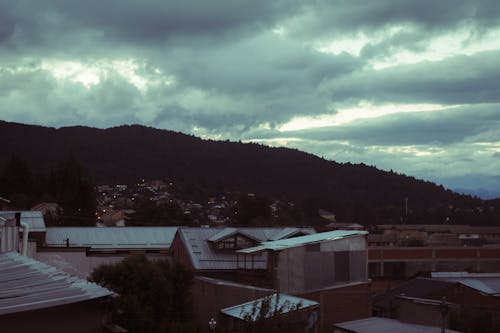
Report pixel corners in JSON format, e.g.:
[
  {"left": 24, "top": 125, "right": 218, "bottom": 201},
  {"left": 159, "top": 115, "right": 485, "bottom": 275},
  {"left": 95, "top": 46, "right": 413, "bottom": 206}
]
[
  {"left": 36, "top": 226, "right": 178, "bottom": 278},
  {"left": 0, "top": 210, "right": 46, "bottom": 247},
  {"left": 431, "top": 272, "right": 500, "bottom": 332},
  {"left": 238, "top": 230, "right": 371, "bottom": 332},
  {"left": 0, "top": 251, "right": 113, "bottom": 333},
  {"left": 372, "top": 273, "right": 500, "bottom": 332},
  {"left": 333, "top": 317, "right": 461, "bottom": 333},
  {"left": 238, "top": 230, "right": 369, "bottom": 293},
  {"left": 170, "top": 226, "right": 315, "bottom": 284}
]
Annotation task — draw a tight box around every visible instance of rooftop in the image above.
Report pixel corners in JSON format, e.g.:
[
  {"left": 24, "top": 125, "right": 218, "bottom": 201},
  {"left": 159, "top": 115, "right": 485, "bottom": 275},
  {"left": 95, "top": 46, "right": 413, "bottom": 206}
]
[
  {"left": 333, "top": 317, "right": 461, "bottom": 333},
  {"left": 177, "top": 227, "right": 316, "bottom": 270},
  {"left": 0, "top": 251, "right": 112, "bottom": 315},
  {"left": 221, "top": 293, "right": 319, "bottom": 321},
  {"left": 45, "top": 226, "right": 178, "bottom": 249},
  {"left": 431, "top": 272, "right": 500, "bottom": 296},
  {"left": 238, "top": 230, "right": 367, "bottom": 254}
]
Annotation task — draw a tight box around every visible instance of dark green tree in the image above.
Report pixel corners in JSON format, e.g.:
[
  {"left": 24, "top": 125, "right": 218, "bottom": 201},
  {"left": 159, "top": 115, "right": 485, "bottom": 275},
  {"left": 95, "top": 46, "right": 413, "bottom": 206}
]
[
  {"left": 90, "top": 254, "right": 195, "bottom": 333},
  {"left": 0, "top": 155, "right": 34, "bottom": 208},
  {"left": 49, "top": 153, "right": 96, "bottom": 224}
]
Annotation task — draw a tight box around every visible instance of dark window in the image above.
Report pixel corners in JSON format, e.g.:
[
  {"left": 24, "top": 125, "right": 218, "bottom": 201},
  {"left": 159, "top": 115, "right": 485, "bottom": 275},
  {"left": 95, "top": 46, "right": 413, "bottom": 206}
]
[
  {"left": 335, "top": 251, "right": 350, "bottom": 282},
  {"left": 306, "top": 243, "right": 320, "bottom": 252}
]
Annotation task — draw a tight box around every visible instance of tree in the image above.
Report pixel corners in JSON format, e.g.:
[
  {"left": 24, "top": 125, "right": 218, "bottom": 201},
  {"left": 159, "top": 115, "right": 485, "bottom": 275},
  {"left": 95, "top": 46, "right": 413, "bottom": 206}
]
[
  {"left": 90, "top": 254, "right": 195, "bottom": 333},
  {"left": 49, "top": 153, "right": 96, "bottom": 225}
]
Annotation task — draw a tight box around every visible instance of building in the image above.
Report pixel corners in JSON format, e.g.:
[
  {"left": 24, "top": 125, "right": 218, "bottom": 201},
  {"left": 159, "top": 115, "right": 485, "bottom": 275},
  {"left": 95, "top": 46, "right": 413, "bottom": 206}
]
[
  {"left": 36, "top": 226, "right": 178, "bottom": 278},
  {"left": 170, "top": 226, "right": 315, "bottom": 284},
  {"left": 0, "top": 218, "right": 114, "bottom": 333},
  {"left": 220, "top": 293, "right": 320, "bottom": 332}
]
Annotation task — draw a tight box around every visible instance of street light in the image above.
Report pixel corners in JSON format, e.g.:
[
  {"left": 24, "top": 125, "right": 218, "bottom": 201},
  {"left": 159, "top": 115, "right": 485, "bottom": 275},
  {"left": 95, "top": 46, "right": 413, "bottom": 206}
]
[{"left": 209, "top": 317, "right": 217, "bottom": 332}]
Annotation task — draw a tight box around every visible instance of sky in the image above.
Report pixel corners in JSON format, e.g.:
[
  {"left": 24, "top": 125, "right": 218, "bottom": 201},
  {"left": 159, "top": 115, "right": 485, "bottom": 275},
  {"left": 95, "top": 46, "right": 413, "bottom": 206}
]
[{"left": 1, "top": 1, "right": 500, "bottom": 198}]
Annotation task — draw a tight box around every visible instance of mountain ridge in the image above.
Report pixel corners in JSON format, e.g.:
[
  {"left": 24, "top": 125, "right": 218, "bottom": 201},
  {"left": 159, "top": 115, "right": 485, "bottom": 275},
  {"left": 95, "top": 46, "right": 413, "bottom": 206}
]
[{"left": 0, "top": 120, "right": 494, "bottom": 224}]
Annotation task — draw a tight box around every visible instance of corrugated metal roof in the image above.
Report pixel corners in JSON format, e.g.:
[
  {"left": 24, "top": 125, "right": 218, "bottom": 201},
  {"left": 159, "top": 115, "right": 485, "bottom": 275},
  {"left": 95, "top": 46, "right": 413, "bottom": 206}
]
[
  {"left": 221, "top": 293, "right": 318, "bottom": 321},
  {"left": 45, "top": 227, "right": 178, "bottom": 249},
  {"left": 269, "top": 227, "right": 302, "bottom": 241},
  {"left": 431, "top": 272, "right": 500, "bottom": 295},
  {"left": 178, "top": 227, "right": 316, "bottom": 271},
  {"left": 0, "top": 252, "right": 112, "bottom": 315},
  {"left": 238, "top": 230, "right": 367, "bottom": 254},
  {"left": 333, "top": 317, "right": 462, "bottom": 333},
  {"left": 372, "top": 278, "right": 454, "bottom": 311},
  {"left": 0, "top": 210, "right": 46, "bottom": 232}
]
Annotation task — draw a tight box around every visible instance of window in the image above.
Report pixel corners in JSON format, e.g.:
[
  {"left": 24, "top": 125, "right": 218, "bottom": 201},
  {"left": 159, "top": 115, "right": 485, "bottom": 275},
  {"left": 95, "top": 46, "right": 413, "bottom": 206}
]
[{"left": 214, "top": 235, "right": 256, "bottom": 251}]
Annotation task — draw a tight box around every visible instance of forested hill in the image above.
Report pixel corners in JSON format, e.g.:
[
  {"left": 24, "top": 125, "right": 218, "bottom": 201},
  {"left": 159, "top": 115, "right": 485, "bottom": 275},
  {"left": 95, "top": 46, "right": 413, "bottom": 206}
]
[{"left": 0, "top": 120, "right": 494, "bottom": 224}]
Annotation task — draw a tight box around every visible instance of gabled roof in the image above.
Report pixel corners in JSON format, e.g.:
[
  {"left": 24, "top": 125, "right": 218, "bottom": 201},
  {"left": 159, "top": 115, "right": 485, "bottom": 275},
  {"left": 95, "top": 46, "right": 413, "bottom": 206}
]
[
  {"left": 238, "top": 230, "right": 367, "bottom": 254},
  {"left": 208, "top": 227, "right": 261, "bottom": 243},
  {"left": 0, "top": 210, "right": 46, "bottom": 232},
  {"left": 333, "top": 317, "right": 461, "bottom": 333},
  {"left": 45, "top": 227, "right": 178, "bottom": 249},
  {"left": 432, "top": 272, "right": 500, "bottom": 296},
  {"left": 220, "top": 293, "right": 318, "bottom": 321},
  {"left": 177, "top": 227, "right": 316, "bottom": 271},
  {"left": 0, "top": 252, "right": 112, "bottom": 315},
  {"left": 269, "top": 227, "right": 306, "bottom": 241}
]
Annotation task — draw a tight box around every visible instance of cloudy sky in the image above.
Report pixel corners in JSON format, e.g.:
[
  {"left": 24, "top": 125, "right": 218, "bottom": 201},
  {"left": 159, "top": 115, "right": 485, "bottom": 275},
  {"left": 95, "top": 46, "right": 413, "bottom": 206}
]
[{"left": 1, "top": 1, "right": 500, "bottom": 198}]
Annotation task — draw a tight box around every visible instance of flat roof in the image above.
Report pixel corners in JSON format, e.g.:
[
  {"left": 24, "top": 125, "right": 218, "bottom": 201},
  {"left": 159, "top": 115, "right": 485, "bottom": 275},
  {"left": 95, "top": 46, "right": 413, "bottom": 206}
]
[
  {"left": 238, "top": 230, "right": 367, "bottom": 254},
  {"left": 45, "top": 227, "right": 178, "bottom": 249},
  {"left": 221, "top": 293, "right": 318, "bottom": 321},
  {"left": 333, "top": 317, "right": 462, "bottom": 333},
  {"left": 0, "top": 252, "right": 112, "bottom": 315}
]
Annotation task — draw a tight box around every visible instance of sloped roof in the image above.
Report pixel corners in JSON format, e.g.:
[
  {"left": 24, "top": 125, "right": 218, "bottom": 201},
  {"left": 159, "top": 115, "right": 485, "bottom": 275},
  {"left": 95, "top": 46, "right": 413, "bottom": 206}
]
[
  {"left": 208, "top": 227, "right": 261, "bottom": 243},
  {"left": 372, "top": 278, "right": 454, "bottom": 311},
  {"left": 45, "top": 227, "right": 178, "bottom": 249},
  {"left": 333, "top": 317, "right": 461, "bottom": 333},
  {"left": 238, "top": 230, "right": 367, "bottom": 254},
  {"left": 0, "top": 210, "right": 46, "bottom": 232},
  {"left": 177, "top": 227, "right": 316, "bottom": 270},
  {"left": 0, "top": 252, "right": 112, "bottom": 315},
  {"left": 221, "top": 293, "right": 318, "bottom": 321},
  {"left": 432, "top": 272, "right": 500, "bottom": 296}
]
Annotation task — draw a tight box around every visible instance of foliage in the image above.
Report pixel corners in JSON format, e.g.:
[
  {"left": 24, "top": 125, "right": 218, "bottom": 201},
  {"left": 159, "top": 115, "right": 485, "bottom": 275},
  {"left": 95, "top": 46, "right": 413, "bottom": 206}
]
[{"left": 90, "top": 254, "right": 195, "bottom": 333}]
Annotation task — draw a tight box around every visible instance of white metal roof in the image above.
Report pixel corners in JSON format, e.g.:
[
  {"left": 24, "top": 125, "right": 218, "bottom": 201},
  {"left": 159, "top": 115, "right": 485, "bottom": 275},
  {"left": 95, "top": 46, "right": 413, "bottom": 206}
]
[
  {"left": 45, "top": 227, "right": 178, "bottom": 249},
  {"left": 0, "top": 252, "right": 112, "bottom": 315},
  {"left": 333, "top": 317, "right": 462, "bottom": 333},
  {"left": 0, "top": 210, "right": 46, "bottom": 232},
  {"left": 431, "top": 272, "right": 500, "bottom": 296},
  {"left": 221, "top": 293, "right": 318, "bottom": 321},
  {"left": 178, "top": 227, "right": 316, "bottom": 271},
  {"left": 238, "top": 230, "right": 367, "bottom": 254}
]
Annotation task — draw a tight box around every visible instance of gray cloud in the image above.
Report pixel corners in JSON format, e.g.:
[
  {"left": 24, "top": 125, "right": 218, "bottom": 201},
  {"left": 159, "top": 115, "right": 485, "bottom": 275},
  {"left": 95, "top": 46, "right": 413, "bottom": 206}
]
[{"left": 0, "top": 0, "right": 499, "bottom": 196}]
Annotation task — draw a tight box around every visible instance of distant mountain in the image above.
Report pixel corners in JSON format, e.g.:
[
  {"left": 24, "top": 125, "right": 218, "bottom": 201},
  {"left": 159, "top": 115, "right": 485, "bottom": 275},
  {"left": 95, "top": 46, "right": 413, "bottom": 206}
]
[
  {"left": 0, "top": 120, "right": 495, "bottom": 224},
  {"left": 454, "top": 187, "right": 500, "bottom": 200}
]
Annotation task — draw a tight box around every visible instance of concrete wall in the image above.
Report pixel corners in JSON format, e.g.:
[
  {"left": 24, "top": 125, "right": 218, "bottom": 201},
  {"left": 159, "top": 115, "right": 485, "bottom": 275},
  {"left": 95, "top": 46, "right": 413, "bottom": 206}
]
[
  {"left": 300, "top": 282, "right": 371, "bottom": 333},
  {"left": 277, "top": 235, "right": 368, "bottom": 294}
]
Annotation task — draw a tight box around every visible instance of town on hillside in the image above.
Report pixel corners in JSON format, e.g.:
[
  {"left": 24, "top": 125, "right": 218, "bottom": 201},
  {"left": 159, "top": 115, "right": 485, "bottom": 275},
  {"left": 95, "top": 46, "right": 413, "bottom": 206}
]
[{"left": 2, "top": 193, "right": 500, "bottom": 332}]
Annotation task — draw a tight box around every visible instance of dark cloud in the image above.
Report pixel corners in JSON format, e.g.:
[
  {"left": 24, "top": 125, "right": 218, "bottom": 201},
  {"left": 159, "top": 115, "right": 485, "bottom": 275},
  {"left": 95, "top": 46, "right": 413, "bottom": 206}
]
[
  {"left": 292, "top": 1, "right": 500, "bottom": 36},
  {"left": 323, "top": 50, "right": 500, "bottom": 106},
  {"left": 0, "top": 0, "right": 499, "bottom": 195}
]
